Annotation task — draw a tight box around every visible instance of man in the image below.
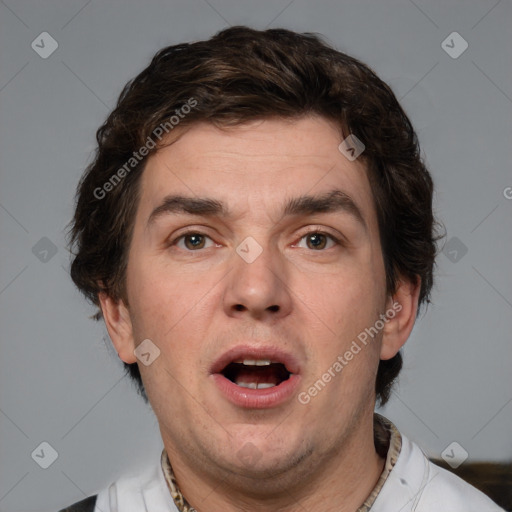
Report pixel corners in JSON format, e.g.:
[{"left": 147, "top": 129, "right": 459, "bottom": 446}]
[{"left": 63, "top": 26, "right": 503, "bottom": 511}]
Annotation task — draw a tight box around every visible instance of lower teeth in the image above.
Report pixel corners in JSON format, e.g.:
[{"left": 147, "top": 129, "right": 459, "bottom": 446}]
[{"left": 237, "top": 382, "right": 276, "bottom": 389}]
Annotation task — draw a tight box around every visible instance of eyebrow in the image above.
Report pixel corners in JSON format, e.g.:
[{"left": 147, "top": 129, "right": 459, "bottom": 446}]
[{"left": 146, "top": 189, "right": 367, "bottom": 231}]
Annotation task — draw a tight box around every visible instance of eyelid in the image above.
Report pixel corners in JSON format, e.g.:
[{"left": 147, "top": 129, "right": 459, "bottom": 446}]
[
  {"left": 293, "top": 226, "right": 345, "bottom": 246},
  {"left": 167, "top": 228, "right": 219, "bottom": 249},
  {"left": 166, "top": 225, "right": 346, "bottom": 251}
]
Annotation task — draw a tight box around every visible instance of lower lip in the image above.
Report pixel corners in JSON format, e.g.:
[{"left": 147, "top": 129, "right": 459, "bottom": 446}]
[{"left": 211, "top": 373, "right": 301, "bottom": 409}]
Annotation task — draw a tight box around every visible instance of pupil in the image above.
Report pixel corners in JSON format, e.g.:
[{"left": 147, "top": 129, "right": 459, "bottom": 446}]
[
  {"left": 308, "top": 233, "right": 325, "bottom": 249},
  {"left": 185, "top": 234, "right": 204, "bottom": 249}
]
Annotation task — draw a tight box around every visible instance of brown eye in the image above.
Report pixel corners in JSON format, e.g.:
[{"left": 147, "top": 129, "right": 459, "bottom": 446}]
[
  {"left": 294, "top": 231, "right": 339, "bottom": 251},
  {"left": 183, "top": 233, "right": 206, "bottom": 250},
  {"left": 171, "top": 232, "right": 216, "bottom": 251},
  {"left": 306, "top": 233, "right": 328, "bottom": 250}
]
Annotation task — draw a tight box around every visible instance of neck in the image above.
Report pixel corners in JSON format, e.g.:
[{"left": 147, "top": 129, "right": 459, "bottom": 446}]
[{"left": 163, "top": 413, "right": 385, "bottom": 512}]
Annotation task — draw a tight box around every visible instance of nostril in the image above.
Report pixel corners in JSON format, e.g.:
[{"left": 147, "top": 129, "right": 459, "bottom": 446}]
[{"left": 232, "top": 304, "right": 279, "bottom": 312}]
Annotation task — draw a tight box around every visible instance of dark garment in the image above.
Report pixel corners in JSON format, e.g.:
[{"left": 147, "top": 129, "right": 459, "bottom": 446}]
[{"left": 59, "top": 494, "right": 97, "bottom": 512}]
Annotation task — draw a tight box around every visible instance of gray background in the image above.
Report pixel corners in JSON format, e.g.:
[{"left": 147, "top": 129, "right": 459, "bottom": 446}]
[{"left": 0, "top": 0, "right": 511, "bottom": 510}]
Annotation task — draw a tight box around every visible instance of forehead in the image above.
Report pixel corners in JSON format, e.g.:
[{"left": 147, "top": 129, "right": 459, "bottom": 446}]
[{"left": 138, "top": 116, "right": 376, "bottom": 225}]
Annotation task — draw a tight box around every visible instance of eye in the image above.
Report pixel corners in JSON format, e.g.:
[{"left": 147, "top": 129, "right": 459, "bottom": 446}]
[
  {"left": 295, "top": 231, "right": 339, "bottom": 250},
  {"left": 173, "top": 232, "right": 216, "bottom": 251}
]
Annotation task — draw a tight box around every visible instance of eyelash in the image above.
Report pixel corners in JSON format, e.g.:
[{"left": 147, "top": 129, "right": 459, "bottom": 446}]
[
  {"left": 169, "top": 229, "right": 342, "bottom": 251},
  {"left": 294, "top": 230, "right": 342, "bottom": 250}
]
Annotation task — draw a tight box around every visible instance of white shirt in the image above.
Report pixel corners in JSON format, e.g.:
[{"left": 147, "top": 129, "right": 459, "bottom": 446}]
[{"left": 94, "top": 432, "right": 504, "bottom": 511}]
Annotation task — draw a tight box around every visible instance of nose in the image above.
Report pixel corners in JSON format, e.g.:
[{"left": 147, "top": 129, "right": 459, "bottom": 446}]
[{"left": 222, "top": 239, "right": 293, "bottom": 321}]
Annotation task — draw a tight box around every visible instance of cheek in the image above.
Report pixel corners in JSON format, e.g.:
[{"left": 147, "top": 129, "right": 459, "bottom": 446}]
[
  {"left": 127, "top": 252, "right": 192, "bottom": 327},
  {"left": 127, "top": 259, "right": 215, "bottom": 369},
  {"left": 304, "top": 261, "right": 380, "bottom": 329},
  {"left": 295, "top": 257, "right": 386, "bottom": 372},
  {"left": 128, "top": 272, "right": 171, "bottom": 333}
]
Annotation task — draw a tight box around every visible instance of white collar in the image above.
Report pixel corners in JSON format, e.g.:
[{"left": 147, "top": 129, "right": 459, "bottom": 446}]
[
  {"left": 94, "top": 425, "right": 503, "bottom": 511},
  {"left": 95, "top": 460, "right": 178, "bottom": 512}
]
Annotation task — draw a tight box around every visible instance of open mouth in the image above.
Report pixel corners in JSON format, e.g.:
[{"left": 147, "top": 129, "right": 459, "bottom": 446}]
[
  {"left": 221, "top": 359, "right": 292, "bottom": 389},
  {"left": 210, "top": 346, "right": 301, "bottom": 408}
]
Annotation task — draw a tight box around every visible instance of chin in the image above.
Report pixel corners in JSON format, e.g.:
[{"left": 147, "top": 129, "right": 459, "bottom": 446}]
[
  {"left": 214, "top": 446, "right": 317, "bottom": 499},
  {"left": 223, "top": 436, "right": 313, "bottom": 477}
]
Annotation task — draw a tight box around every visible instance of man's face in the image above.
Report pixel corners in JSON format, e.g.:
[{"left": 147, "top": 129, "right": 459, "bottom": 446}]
[{"left": 118, "top": 116, "right": 391, "bottom": 482}]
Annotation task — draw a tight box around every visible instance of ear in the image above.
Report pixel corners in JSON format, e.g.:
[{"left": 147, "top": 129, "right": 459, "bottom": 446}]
[
  {"left": 98, "top": 292, "right": 137, "bottom": 364},
  {"left": 380, "top": 276, "right": 421, "bottom": 360}
]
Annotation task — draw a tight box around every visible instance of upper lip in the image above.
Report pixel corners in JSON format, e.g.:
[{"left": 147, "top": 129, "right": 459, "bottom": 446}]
[{"left": 210, "top": 344, "right": 301, "bottom": 375}]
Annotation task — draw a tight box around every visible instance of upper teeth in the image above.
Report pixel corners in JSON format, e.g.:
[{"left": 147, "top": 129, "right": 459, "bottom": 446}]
[
  {"left": 237, "top": 382, "right": 276, "bottom": 389},
  {"left": 242, "top": 359, "right": 272, "bottom": 366}
]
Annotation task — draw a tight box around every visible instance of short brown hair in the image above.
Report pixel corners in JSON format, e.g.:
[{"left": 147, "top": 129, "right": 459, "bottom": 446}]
[{"left": 68, "top": 26, "right": 441, "bottom": 405}]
